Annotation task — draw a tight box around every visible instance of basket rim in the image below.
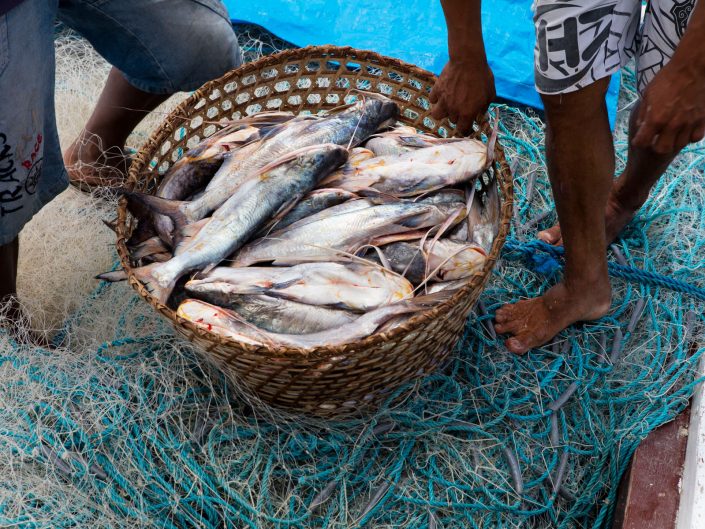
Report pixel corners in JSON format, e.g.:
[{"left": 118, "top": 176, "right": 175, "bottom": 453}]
[{"left": 116, "top": 44, "right": 514, "bottom": 359}]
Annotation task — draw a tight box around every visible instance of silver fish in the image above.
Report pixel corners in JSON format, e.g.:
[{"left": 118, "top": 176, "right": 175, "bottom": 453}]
[
  {"left": 195, "top": 293, "right": 358, "bottom": 334},
  {"left": 186, "top": 262, "right": 413, "bottom": 312},
  {"left": 152, "top": 113, "right": 295, "bottom": 245},
  {"left": 130, "top": 144, "right": 348, "bottom": 303},
  {"left": 177, "top": 294, "right": 447, "bottom": 349},
  {"left": 329, "top": 140, "right": 489, "bottom": 196},
  {"left": 233, "top": 200, "right": 465, "bottom": 267},
  {"left": 143, "top": 96, "right": 399, "bottom": 229}
]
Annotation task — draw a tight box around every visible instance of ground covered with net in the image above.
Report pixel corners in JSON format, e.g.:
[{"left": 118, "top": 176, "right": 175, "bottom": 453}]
[{"left": 0, "top": 29, "right": 703, "bottom": 529}]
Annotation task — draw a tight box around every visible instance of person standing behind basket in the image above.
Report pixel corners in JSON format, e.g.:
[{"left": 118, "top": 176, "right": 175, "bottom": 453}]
[
  {"left": 432, "top": 0, "right": 705, "bottom": 354},
  {"left": 0, "top": 0, "right": 242, "bottom": 332}
]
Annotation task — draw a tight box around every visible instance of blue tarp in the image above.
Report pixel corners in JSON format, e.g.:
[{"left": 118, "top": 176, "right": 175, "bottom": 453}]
[{"left": 225, "top": 0, "right": 620, "bottom": 126}]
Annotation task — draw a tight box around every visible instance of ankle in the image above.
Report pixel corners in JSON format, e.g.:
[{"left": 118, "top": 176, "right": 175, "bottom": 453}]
[
  {"left": 610, "top": 182, "right": 647, "bottom": 213},
  {"left": 564, "top": 272, "right": 611, "bottom": 299}
]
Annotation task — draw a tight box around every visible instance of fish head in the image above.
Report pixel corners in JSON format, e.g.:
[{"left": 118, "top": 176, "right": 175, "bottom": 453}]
[
  {"left": 304, "top": 144, "right": 350, "bottom": 175},
  {"left": 435, "top": 242, "right": 487, "bottom": 280},
  {"left": 177, "top": 299, "right": 263, "bottom": 345},
  {"left": 358, "top": 94, "right": 400, "bottom": 129}
]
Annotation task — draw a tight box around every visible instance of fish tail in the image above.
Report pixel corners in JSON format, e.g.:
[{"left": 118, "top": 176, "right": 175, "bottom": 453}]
[
  {"left": 132, "top": 262, "right": 176, "bottom": 305},
  {"left": 125, "top": 192, "right": 190, "bottom": 232},
  {"left": 95, "top": 269, "right": 128, "bottom": 282}
]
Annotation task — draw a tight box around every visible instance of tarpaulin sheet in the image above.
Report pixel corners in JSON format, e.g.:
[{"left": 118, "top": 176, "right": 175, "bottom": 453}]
[{"left": 225, "top": 0, "right": 620, "bottom": 126}]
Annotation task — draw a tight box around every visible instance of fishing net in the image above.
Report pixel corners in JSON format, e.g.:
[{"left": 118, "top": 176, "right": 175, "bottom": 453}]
[{"left": 1, "top": 28, "right": 703, "bottom": 529}]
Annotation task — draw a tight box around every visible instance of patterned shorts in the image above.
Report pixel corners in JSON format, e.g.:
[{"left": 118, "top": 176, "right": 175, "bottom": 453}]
[{"left": 533, "top": 0, "right": 699, "bottom": 94}]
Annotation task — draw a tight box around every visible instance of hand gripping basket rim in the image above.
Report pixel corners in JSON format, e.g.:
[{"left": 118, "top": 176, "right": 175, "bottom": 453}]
[{"left": 116, "top": 45, "right": 514, "bottom": 360}]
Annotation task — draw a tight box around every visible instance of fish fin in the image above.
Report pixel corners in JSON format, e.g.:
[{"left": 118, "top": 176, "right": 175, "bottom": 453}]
[
  {"left": 313, "top": 187, "right": 359, "bottom": 198},
  {"left": 120, "top": 188, "right": 154, "bottom": 222},
  {"left": 99, "top": 262, "right": 174, "bottom": 305},
  {"left": 124, "top": 192, "right": 190, "bottom": 233},
  {"left": 317, "top": 171, "right": 344, "bottom": 188},
  {"left": 96, "top": 269, "right": 128, "bottom": 282},
  {"left": 254, "top": 124, "right": 286, "bottom": 139},
  {"left": 102, "top": 218, "right": 118, "bottom": 233},
  {"left": 258, "top": 195, "right": 303, "bottom": 238},
  {"left": 218, "top": 112, "right": 295, "bottom": 132},
  {"left": 269, "top": 277, "right": 302, "bottom": 291},
  {"left": 340, "top": 162, "right": 357, "bottom": 178},
  {"left": 143, "top": 252, "right": 172, "bottom": 264},
  {"left": 393, "top": 209, "right": 443, "bottom": 230},
  {"left": 274, "top": 194, "right": 304, "bottom": 223},
  {"left": 130, "top": 236, "right": 170, "bottom": 260},
  {"left": 360, "top": 244, "right": 393, "bottom": 271},
  {"left": 355, "top": 188, "right": 402, "bottom": 203},
  {"left": 368, "top": 230, "right": 427, "bottom": 246},
  {"left": 398, "top": 136, "right": 434, "bottom": 148},
  {"left": 406, "top": 289, "right": 455, "bottom": 307}
]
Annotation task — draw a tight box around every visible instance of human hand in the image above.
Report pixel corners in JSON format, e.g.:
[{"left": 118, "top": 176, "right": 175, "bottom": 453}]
[
  {"left": 632, "top": 61, "right": 705, "bottom": 154},
  {"left": 430, "top": 60, "right": 496, "bottom": 135}
]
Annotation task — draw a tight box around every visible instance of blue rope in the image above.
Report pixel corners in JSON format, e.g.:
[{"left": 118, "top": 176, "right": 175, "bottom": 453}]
[{"left": 502, "top": 238, "right": 705, "bottom": 302}]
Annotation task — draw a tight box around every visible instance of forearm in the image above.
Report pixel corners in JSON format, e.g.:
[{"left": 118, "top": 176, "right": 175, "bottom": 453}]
[
  {"left": 672, "top": 1, "right": 705, "bottom": 72},
  {"left": 441, "top": 0, "right": 488, "bottom": 65}
]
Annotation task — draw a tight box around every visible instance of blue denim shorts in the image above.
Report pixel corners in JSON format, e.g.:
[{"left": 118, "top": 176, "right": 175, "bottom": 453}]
[{"left": 0, "top": 0, "right": 242, "bottom": 244}]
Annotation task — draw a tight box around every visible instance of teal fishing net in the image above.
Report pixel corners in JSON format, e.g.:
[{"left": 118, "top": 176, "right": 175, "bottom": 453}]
[{"left": 1, "top": 48, "right": 704, "bottom": 527}]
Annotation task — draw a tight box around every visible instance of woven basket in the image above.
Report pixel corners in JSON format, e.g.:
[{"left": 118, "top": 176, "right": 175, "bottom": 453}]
[{"left": 116, "top": 46, "right": 514, "bottom": 417}]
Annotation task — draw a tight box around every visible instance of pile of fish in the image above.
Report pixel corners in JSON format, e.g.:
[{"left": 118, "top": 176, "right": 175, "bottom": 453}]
[{"left": 103, "top": 94, "right": 501, "bottom": 349}]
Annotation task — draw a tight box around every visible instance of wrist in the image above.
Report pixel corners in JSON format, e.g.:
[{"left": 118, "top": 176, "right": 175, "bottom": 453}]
[
  {"left": 668, "top": 51, "right": 705, "bottom": 80},
  {"left": 447, "top": 50, "right": 490, "bottom": 71},
  {"left": 670, "top": 25, "right": 705, "bottom": 75}
]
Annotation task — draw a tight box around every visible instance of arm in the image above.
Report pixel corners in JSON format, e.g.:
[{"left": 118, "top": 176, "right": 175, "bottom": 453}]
[
  {"left": 430, "top": 0, "right": 495, "bottom": 135},
  {"left": 632, "top": 2, "right": 705, "bottom": 153}
]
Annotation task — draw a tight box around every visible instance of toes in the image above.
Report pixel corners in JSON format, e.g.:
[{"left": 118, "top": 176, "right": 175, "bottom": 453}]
[
  {"left": 506, "top": 337, "right": 529, "bottom": 355},
  {"left": 494, "top": 307, "right": 511, "bottom": 324}
]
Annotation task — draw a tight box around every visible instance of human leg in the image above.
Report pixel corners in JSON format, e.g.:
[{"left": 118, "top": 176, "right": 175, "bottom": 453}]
[
  {"left": 0, "top": 0, "right": 65, "bottom": 333},
  {"left": 59, "top": 0, "right": 243, "bottom": 189},
  {"left": 539, "top": 0, "right": 702, "bottom": 246},
  {"left": 495, "top": 79, "right": 614, "bottom": 354},
  {"left": 538, "top": 100, "right": 680, "bottom": 246}
]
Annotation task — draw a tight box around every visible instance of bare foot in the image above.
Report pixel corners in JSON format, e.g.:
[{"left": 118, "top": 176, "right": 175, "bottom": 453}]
[
  {"left": 537, "top": 195, "right": 637, "bottom": 247},
  {"left": 63, "top": 132, "right": 130, "bottom": 190},
  {"left": 494, "top": 280, "right": 611, "bottom": 354}
]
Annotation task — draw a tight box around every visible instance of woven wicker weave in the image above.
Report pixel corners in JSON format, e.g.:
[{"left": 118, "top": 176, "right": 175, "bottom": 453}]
[{"left": 116, "top": 46, "right": 514, "bottom": 417}]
